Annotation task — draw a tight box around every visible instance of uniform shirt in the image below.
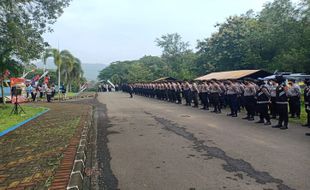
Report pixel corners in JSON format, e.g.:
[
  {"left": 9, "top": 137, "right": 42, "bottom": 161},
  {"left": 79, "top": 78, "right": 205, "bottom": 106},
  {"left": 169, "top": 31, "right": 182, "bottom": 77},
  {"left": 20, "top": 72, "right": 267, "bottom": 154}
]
[
  {"left": 269, "top": 84, "right": 278, "bottom": 97},
  {"left": 210, "top": 84, "right": 220, "bottom": 93},
  {"left": 191, "top": 83, "right": 199, "bottom": 92},
  {"left": 287, "top": 84, "right": 301, "bottom": 97},
  {"left": 200, "top": 84, "right": 209, "bottom": 93},
  {"left": 304, "top": 86, "right": 310, "bottom": 105},
  {"left": 244, "top": 84, "right": 256, "bottom": 96},
  {"left": 46, "top": 87, "right": 52, "bottom": 95},
  {"left": 226, "top": 84, "right": 238, "bottom": 95}
]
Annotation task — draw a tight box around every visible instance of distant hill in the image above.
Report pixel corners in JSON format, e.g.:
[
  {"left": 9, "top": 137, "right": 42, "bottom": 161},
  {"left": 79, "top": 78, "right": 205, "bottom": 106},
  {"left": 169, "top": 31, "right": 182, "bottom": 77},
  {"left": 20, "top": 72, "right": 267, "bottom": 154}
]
[
  {"left": 34, "top": 61, "right": 107, "bottom": 81},
  {"left": 81, "top": 63, "right": 107, "bottom": 81}
]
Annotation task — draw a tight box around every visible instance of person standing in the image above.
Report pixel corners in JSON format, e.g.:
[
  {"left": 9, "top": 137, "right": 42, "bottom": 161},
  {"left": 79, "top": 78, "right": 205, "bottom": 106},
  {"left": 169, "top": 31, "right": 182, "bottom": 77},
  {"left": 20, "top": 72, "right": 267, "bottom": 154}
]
[
  {"left": 129, "top": 84, "right": 133, "bottom": 98},
  {"left": 243, "top": 80, "right": 256, "bottom": 121},
  {"left": 226, "top": 81, "right": 238, "bottom": 117},
  {"left": 269, "top": 79, "right": 278, "bottom": 119},
  {"left": 272, "top": 76, "right": 289, "bottom": 130},
  {"left": 46, "top": 85, "right": 52, "bottom": 102},
  {"left": 26, "top": 84, "right": 32, "bottom": 99},
  {"left": 31, "top": 86, "right": 38, "bottom": 102},
  {"left": 255, "top": 80, "right": 271, "bottom": 125},
  {"left": 191, "top": 82, "right": 199, "bottom": 108},
  {"left": 184, "top": 82, "right": 191, "bottom": 106},
  {"left": 210, "top": 81, "right": 221, "bottom": 113},
  {"left": 288, "top": 80, "right": 301, "bottom": 118},
  {"left": 303, "top": 78, "right": 310, "bottom": 128},
  {"left": 200, "top": 82, "right": 209, "bottom": 110},
  {"left": 176, "top": 82, "right": 182, "bottom": 104}
]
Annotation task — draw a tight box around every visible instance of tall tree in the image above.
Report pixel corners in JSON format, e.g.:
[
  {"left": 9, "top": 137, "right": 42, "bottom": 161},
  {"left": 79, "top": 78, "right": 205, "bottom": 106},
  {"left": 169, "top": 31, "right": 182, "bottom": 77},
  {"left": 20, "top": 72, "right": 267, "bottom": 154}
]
[{"left": 0, "top": 0, "right": 71, "bottom": 103}]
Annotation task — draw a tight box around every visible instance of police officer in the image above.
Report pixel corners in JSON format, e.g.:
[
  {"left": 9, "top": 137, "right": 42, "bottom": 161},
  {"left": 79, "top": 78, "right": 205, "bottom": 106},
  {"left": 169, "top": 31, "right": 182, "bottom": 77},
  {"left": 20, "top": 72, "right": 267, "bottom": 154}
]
[
  {"left": 269, "top": 79, "right": 278, "bottom": 119},
  {"left": 303, "top": 78, "right": 310, "bottom": 128},
  {"left": 191, "top": 82, "right": 199, "bottom": 108},
  {"left": 226, "top": 80, "right": 238, "bottom": 117},
  {"left": 176, "top": 82, "right": 182, "bottom": 104},
  {"left": 272, "top": 76, "right": 289, "bottom": 130},
  {"left": 288, "top": 80, "right": 301, "bottom": 118},
  {"left": 255, "top": 80, "right": 271, "bottom": 125},
  {"left": 243, "top": 80, "right": 256, "bottom": 121},
  {"left": 210, "top": 80, "right": 221, "bottom": 113},
  {"left": 184, "top": 81, "right": 191, "bottom": 106}
]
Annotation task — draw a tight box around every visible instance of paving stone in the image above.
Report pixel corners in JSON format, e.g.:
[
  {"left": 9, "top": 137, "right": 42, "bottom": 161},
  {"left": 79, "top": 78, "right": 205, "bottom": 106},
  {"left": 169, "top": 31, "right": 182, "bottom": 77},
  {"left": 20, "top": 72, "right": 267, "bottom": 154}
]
[{"left": 0, "top": 100, "right": 93, "bottom": 189}]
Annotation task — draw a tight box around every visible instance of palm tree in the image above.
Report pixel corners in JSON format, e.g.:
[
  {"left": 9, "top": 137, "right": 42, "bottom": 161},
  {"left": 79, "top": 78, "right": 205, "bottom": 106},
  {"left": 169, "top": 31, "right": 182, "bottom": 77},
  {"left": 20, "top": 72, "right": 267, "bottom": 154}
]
[
  {"left": 45, "top": 48, "right": 74, "bottom": 98},
  {"left": 67, "top": 58, "right": 83, "bottom": 92},
  {"left": 59, "top": 50, "right": 74, "bottom": 92}
]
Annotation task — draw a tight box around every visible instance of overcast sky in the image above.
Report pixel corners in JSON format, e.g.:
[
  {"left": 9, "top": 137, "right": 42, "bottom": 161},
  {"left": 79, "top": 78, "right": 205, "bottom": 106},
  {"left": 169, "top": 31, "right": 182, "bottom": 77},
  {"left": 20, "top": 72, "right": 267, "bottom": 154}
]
[{"left": 43, "top": 0, "right": 300, "bottom": 65}]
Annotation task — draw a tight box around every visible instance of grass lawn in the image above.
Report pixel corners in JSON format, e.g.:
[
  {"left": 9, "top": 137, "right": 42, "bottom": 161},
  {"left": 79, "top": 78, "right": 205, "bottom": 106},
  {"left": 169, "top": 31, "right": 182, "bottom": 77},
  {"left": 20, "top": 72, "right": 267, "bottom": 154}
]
[
  {"left": 0, "top": 104, "right": 47, "bottom": 133},
  {"left": 290, "top": 102, "right": 307, "bottom": 125}
]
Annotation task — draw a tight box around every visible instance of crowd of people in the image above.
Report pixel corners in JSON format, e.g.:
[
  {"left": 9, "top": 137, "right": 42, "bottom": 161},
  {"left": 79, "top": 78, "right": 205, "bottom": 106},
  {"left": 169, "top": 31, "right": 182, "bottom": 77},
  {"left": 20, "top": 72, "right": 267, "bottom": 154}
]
[
  {"left": 23, "top": 83, "right": 66, "bottom": 102},
  {"left": 122, "top": 76, "right": 310, "bottom": 135}
]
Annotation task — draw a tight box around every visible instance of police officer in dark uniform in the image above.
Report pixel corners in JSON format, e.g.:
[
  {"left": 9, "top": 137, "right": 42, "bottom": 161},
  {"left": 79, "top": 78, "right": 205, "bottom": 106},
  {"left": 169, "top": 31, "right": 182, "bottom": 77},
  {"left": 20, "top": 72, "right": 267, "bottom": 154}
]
[
  {"left": 303, "top": 78, "right": 310, "bottom": 128},
  {"left": 255, "top": 80, "right": 271, "bottom": 125},
  {"left": 272, "top": 76, "right": 289, "bottom": 130}
]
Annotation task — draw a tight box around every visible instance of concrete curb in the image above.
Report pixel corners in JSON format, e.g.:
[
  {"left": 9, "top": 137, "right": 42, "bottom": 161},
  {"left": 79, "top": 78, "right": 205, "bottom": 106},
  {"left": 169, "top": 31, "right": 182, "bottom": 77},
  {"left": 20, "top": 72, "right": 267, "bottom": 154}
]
[
  {"left": 66, "top": 111, "right": 92, "bottom": 190},
  {"left": 0, "top": 108, "right": 49, "bottom": 137}
]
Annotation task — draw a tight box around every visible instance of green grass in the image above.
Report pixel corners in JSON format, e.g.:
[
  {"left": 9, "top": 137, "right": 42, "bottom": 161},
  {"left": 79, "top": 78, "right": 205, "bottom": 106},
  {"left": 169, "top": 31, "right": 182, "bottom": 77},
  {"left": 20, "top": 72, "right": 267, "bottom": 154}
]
[
  {"left": 0, "top": 104, "right": 47, "bottom": 133},
  {"left": 290, "top": 102, "right": 307, "bottom": 125}
]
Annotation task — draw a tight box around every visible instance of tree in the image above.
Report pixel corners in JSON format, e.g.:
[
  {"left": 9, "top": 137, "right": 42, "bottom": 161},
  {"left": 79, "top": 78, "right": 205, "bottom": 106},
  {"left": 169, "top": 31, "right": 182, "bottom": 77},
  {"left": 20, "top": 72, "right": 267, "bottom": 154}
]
[
  {"left": 155, "top": 33, "right": 190, "bottom": 59},
  {"left": 0, "top": 0, "right": 71, "bottom": 103}
]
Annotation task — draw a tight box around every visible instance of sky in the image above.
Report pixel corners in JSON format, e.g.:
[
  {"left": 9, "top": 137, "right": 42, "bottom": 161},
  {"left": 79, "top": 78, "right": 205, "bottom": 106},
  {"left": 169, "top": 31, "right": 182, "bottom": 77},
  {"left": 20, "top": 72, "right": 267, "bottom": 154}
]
[{"left": 43, "top": 0, "right": 300, "bottom": 66}]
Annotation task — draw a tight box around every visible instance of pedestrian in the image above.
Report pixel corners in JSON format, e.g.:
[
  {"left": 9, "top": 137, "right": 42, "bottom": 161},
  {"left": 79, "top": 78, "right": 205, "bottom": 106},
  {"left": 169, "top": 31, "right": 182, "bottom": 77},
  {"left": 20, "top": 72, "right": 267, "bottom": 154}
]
[
  {"left": 46, "top": 85, "right": 52, "bottom": 102},
  {"left": 26, "top": 84, "right": 32, "bottom": 99},
  {"left": 272, "top": 76, "right": 289, "bottom": 130},
  {"left": 31, "top": 86, "right": 38, "bottom": 102}
]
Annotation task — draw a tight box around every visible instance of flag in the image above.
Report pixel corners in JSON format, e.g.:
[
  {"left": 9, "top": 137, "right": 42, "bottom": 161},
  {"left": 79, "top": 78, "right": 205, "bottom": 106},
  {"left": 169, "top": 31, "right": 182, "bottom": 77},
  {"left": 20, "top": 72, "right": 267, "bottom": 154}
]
[
  {"left": 4, "top": 70, "right": 10, "bottom": 78},
  {"left": 44, "top": 76, "right": 50, "bottom": 84},
  {"left": 10, "top": 78, "right": 25, "bottom": 86}
]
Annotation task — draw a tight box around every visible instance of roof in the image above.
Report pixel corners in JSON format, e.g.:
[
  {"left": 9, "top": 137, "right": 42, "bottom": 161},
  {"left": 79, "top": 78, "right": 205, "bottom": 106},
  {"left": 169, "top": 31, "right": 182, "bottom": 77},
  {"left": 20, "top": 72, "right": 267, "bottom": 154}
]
[
  {"left": 153, "top": 77, "right": 177, "bottom": 82},
  {"left": 195, "top": 70, "right": 264, "bottom": 80}
]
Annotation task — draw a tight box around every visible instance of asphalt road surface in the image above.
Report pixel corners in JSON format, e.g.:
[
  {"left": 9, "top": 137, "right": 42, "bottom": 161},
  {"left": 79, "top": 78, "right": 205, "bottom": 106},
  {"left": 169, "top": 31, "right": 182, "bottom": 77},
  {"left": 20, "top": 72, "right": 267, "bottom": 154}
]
[{"left": 93, "top": 92, "right": 310, "bottom": 190}]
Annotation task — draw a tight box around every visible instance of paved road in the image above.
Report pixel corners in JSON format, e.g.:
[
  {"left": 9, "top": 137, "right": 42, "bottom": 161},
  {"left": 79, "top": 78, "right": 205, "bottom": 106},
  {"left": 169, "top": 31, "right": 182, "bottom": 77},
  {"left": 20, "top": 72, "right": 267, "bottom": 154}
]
[{"left": 94, "top": 92, "right": 310, "bottom": 190}]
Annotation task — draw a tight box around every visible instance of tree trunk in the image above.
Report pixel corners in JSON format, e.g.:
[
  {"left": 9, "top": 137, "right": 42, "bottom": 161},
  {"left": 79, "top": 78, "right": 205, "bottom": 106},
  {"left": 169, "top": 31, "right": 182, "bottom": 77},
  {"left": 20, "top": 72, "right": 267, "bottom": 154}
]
[
  {"left": 1, "top": 59, "right": 5, "bottom": 104},
  {"left": 1, "top": 80, "right": 5, "bottom": 104}
]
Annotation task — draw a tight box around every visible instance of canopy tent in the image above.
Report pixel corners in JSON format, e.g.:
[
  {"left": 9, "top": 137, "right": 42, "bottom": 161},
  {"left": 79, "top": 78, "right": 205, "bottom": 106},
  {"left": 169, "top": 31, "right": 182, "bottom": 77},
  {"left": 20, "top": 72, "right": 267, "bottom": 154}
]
[
  {"left": 153, "top": 77, "right": 177, "bottom": 82},
  {"left": 195, "top": 70, "right": 271, "bottom": 81}
]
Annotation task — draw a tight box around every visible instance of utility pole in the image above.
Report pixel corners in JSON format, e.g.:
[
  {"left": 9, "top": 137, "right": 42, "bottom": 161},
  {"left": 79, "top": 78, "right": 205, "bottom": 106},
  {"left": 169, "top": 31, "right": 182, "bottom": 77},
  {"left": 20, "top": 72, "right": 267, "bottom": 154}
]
[{"left": 58, "top": 42, "right": 61, "bottom": 102}]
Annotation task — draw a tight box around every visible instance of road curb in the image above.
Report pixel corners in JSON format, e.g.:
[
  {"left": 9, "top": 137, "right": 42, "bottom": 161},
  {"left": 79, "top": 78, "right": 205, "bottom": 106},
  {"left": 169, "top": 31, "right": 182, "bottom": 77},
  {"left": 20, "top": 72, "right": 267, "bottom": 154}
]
[
  {"left": 0, "top": 108, "right": 49, "bottom": 137},
  {"left": 49, "top": 108, "right": 92, "bottom": 190}
]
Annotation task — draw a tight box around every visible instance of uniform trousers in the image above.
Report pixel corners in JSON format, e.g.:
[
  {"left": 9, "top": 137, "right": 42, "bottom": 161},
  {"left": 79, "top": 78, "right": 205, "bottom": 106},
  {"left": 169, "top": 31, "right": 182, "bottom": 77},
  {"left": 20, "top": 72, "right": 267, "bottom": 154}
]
[
  {"left": 277, "top": 104, "right": 288, "bottom": 126},
  {"left": 289, "top": 96, "right": 301, "bottom": 117},
  {"left": 244, "top": 96, "right": 256, "bottom": 118},
  {"left": 257, "top": 103, "right": 270, "bottom": 122}
]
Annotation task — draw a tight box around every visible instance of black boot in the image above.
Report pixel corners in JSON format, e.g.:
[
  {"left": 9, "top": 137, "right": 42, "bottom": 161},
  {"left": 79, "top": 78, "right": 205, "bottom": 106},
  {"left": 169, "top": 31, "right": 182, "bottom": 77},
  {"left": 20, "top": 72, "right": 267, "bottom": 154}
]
[
  {"left": 272, "top": 124, "right": 282, "bottom": 128},
  {"left": 280, "top": 123, "right": 288, "bottom": 130},
  {"left": 256, "top": 120, "right": 264, "bottom": 124},
  {"left": 264, "top": 121, "right": 271, "bottom": 125}
]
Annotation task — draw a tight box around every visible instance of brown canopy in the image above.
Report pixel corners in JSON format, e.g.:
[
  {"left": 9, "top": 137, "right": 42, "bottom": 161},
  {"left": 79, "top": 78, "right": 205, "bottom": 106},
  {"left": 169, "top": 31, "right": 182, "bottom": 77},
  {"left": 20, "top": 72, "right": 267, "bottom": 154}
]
[{"left": 195, "top": 70, "right": 271, "bottom": 81}]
